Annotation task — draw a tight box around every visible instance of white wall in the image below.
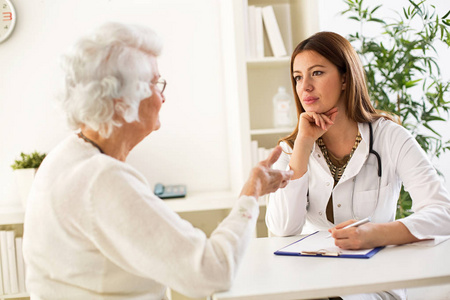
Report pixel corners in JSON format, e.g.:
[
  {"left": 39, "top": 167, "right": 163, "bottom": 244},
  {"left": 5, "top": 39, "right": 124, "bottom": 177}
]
[
  {"left": 1, "top": 0, "right": 449, "bottom": 207},
  {"left": 0, "top": 0, "right": 229, "bottom": 206},
  {"left": 318, "top": 0, "right": 450, "bottom": 191}
]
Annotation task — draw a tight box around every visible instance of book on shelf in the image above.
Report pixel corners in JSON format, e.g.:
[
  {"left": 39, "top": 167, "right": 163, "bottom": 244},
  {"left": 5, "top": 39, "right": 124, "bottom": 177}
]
[
  {"left": 262, "top": 6, "right": 287, "bottom": 58},
  {"left": 15, "top": 237, "right": 26, "bottom": 293},
  {"left": 246, "top": 5, "right": 257, "bottom": 59},
  {"left": 258, "top": 147, "right": 266, "bottom": 165},
  {"left": 0, "top": 231, "right": 25, "bottom": 295},
  {"left": 250, "top": 140, "right": 274, "bottom": 167},
  {"left": 243, "top": 1, "right": 251, "bottom": 59},
  {"left": 250, "top": 140, "right": 259, "bottom": 167},
  {"left": 0, "top": 231, "right": 11, "bottom": 294},
  {"left": 254, "top": 6, "right": 264, "bottom": 58},
  {"left": 247, "top": 4, "right": 290, "bottom": 59},
  {"left": 6, "top": 231, "right": 19, "bottom": 294},
  {"left": 0, "top": 235, "right": 3, "bottom": 295},
  {"left": 271, "top": 3, "right": 293, "bottom": 55},
  {"left": 260, "top": 147, "right": 273, "bottom": 162}
]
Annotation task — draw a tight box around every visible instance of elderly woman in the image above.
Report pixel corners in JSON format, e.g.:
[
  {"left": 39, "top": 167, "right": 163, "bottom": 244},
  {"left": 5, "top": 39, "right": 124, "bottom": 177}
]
[{"left": 23, "top": 22, "right": 293, "bottom": 300}]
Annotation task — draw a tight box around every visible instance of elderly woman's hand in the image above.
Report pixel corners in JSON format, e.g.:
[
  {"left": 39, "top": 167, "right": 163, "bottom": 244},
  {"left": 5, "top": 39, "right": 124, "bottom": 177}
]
[{"left": 240, "top": 146, "right": 293, "bottom": 198}]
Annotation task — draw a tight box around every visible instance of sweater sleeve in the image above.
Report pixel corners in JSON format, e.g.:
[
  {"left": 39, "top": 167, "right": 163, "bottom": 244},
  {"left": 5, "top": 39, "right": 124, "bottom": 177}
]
[
  {"left": 388, "top": 124, "right": 450, "bottom": 245},
  {"left": 265, "top": 142, "right": 309, "bottom": 236},
  {"left": 87, "top": 164, "right": 259, "bottom": 297}
]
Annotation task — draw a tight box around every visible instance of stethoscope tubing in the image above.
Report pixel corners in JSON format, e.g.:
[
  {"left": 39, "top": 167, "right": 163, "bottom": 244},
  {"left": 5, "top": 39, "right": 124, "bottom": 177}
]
[
  {"left": 351, "top": 122, "right": 382, "bottom": 220},
  {"left": 369, "top": 122, "right": 382, "bottom": 177}
]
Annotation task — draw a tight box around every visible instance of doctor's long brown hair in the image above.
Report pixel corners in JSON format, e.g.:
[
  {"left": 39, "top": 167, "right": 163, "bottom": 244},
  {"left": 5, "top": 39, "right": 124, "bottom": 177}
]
[{"left": 280, "top": 31, "right": 393, "bottom": 149}]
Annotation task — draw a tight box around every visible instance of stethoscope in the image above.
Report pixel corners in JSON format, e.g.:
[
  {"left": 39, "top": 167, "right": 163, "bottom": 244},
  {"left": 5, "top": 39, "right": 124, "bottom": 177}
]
[{"left": 350, "top": 122, "right": 382, "bottom": 220}]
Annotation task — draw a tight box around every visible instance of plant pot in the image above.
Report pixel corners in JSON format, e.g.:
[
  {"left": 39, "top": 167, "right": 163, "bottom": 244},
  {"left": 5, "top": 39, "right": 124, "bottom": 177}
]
[{"left": 13, "top": 168, "right": 37, "bottom": 209}]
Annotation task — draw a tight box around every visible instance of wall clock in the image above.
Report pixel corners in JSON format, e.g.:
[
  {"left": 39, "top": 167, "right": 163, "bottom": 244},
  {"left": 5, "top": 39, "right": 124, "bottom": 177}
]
[{"left": 0, "top": 0, "right": 16, "bottom": 43}]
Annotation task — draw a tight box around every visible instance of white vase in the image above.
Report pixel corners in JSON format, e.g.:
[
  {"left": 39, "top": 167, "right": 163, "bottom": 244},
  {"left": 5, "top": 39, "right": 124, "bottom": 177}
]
[{"left": 13, "top": 168, "right": 37, "bottom": 209}]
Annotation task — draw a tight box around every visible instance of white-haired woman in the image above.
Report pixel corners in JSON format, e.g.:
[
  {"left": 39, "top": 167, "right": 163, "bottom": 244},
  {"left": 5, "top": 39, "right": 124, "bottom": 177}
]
[{"left": 23, "top": 22, "right": 293, "bottom": 300}]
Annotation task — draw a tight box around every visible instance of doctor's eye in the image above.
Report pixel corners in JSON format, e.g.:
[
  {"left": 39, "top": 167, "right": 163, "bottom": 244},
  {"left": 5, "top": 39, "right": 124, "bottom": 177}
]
[
  {"left": 312, "top": 71, "right": 323, "bottom": 76},
  {"left": 294, "top": 75, "right": 302, "bottom": 82}
]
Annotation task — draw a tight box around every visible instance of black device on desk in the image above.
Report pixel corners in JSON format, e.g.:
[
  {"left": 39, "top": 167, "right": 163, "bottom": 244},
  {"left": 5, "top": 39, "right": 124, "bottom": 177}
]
[{"left": 154, "top": 183, "right": 187, "bottom": 199}]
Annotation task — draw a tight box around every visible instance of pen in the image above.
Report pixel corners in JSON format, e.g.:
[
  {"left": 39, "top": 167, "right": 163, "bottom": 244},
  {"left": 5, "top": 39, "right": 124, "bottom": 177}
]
[{"left": 326, "top": 217, "right": 371, "bottom": 238}]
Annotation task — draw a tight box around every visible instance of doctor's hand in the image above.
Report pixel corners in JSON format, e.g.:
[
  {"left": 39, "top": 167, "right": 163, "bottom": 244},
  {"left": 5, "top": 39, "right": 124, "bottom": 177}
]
[
  {"left": 328, "top": 219, "right": 379, "bottom": 250},
  {"left": 330, "top": 219, "right": 424, "bottom": 250},
  {"left": 289, "top": 107, "right": 339, "bottom": 180},
  {"left": 297, "top": 107, "right": 339, "bottom": 143},
  {"left": 240, "top": 146, "right": 293, "bottom": 199}
]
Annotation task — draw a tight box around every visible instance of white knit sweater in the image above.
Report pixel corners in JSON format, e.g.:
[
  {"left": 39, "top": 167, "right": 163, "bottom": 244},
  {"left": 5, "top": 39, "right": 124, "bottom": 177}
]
[{"left": 23, "top": 135, "right": 259, "bottom": 299}]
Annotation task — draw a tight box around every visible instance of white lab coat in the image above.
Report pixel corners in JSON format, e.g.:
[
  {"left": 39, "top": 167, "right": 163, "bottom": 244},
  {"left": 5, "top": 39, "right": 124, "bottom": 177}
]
[
  {"left": 266, "top": 117, "right": 450, "bottom": 242},
  {"left": 266, "top": 118, "right": 450, "bottom": 300}
]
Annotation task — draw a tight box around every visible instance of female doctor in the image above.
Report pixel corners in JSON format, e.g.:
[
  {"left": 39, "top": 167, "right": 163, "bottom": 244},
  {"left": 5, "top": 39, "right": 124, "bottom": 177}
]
[
  {"left": 265, "top": 29, "right": 450, "bottom": 283},
  {"left": 266, "top": 31, "right": 450, "bottom": 299}
]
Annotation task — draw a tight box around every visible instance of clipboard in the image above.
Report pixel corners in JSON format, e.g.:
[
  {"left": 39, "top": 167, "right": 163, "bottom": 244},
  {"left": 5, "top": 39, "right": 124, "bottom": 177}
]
[{"left": 274, "top": 231, "right": 384, "bottom": 259}]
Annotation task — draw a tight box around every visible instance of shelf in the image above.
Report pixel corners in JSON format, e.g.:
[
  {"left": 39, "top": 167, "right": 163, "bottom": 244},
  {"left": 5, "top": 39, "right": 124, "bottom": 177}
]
[
  {"left": 246, "top": 56, "right": 290, "bottom": 68},
  {"left": 164, "top": 190, "right": 266, "bottom": 213},
  {"left": 1, "top": 292, "right": 29, "bottom": 299},
  {"left": 0, "top": 192, "right": 265, "bottom": 222},
  {"left": 0, "top": 206, "right": 25, "bottom": 225},
  {"left": 250, "top": 127, "right": 294, "bottom": 135}
]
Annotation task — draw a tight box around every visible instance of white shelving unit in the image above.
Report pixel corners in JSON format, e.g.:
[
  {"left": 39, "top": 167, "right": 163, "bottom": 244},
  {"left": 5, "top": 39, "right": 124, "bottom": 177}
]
[
  {"left": 158, "top": 191, "right": 266, "bottom": 213},
  {"left": 0, "top": 293, "right": 28, "bottom": 300},
  {"left": 220, "top": 0, "right": 319, "bottom": 185},
  {"left": 0, "top": 206, "right": 28, "bottom": 300},
  {"left": 0, "top": 207, "right": 24, "bottom": 226},
  {"left": 246, "top": 56, "right": 290, "bottom": 66},
  {"left": 250, "top": 127, "right": 295, "bottom": 136}
]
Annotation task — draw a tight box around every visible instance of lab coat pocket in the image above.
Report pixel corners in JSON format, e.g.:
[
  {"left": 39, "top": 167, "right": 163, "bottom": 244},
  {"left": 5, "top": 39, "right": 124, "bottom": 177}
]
[{"left": 352, "top": 183, "right": 394, "bottom": 220}]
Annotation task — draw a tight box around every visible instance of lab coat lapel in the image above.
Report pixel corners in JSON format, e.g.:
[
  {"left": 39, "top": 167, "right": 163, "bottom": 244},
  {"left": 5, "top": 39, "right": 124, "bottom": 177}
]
[
  {"left": 311, "top": 142, "right": 332, "bottom": 177},
  {"left": 339, "top": 122, "right": 370, "bottom": 182},
  {"left": 309, "top": 142, "right": 334, "bottom": 224}
]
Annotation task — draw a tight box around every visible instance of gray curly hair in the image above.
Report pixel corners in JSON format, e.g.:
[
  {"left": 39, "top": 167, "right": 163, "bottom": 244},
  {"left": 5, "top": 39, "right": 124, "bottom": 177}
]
[{"left": 59, "top": 22, "right": 163, "bottom": 138}]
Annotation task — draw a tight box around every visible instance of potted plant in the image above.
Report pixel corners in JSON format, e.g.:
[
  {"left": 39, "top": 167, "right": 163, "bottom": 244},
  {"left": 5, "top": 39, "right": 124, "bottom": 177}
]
[
  {"left": 341, "top": 0, "right": 450, "bottom": 218},
  {"left": 11, "top": 151, "right": 46, "bottom": 208}
]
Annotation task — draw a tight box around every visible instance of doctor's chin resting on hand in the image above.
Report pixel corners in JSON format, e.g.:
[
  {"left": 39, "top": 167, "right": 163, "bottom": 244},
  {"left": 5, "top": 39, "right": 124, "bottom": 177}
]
[
  {"left": 265, "top": 31, "right": 450, "bottom": 300},
  {"left": 22, "top": 22, "right": 293, "bottom": 300}
]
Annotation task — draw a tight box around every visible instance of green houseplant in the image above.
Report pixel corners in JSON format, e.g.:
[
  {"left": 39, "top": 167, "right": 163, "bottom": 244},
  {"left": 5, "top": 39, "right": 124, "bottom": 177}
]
[
  {"left": 11, "top": 151, "right": 46, "bottom": 170},
  {"left": 341, "top": 0, "right": 450, "bottom": 218},
  {"left": 11, "top": 151, "right": 46, "bottom": 208}
]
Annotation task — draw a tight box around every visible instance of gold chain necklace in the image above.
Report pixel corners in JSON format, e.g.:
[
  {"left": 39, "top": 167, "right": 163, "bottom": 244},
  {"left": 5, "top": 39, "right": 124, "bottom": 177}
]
[{"left": 317, "top": 133, "right": 362, "bottom": 183}]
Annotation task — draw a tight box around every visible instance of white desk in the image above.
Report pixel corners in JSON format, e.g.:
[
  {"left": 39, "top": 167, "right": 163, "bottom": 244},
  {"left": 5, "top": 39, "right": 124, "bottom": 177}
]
[{"left": 213, "top": 236, "right": 450, "bottom": 300}]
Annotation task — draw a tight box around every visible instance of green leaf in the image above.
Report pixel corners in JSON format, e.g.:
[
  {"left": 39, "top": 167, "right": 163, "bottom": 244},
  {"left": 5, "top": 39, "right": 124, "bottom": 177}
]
[
  {"left": 403, "top": 7, "right": 409, "bottom": 19},
  {"left": 368, "top": 17, "right": 385, "bottom": 24},
  {"left": 404, "top": 79, "right": 422, "bottom": 88},
  {"left": 424, "top": 115, "right": 446, "bottom": 122},
  {"left": 423, "top": 123, "right": 441, "bottom": 136},
  {"left": 371, "top": 5, "right": 382, "bottom": 14},
  {"left": 11, "top": 151, "right": 47, "bottom": 170}
]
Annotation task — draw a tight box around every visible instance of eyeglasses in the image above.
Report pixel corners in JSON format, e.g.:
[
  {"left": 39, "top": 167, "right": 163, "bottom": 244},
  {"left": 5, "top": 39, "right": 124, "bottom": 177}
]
[{"left": 155, "top": 78, "right": 167, "bottom": 94}]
